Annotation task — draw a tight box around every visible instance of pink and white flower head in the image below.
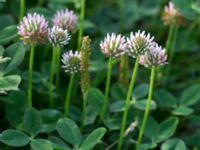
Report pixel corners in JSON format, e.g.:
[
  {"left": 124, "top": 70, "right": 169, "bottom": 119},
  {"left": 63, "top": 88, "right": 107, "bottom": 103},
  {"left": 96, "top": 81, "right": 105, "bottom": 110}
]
[
  {"left": 126, "top": 30, "right": 154, "bottom": 57},
  {"left": 52, "top": 9, "right": 78, "bottom": 32},
  {"left": 62, "top": 50, "right": 80, "bottom": 74},
  {"left": 48, "top": 26, "right": 70, "bottom": 47},
  {"left": 100, "top": 33, "right": 127, "bottom": 58},
  {"left": 139, "top": 43, "right": 168, "bottom": 68},
  {"left": 162, "top": 1, "right": 184, "bottom": 26},
  {"left": 18, "top": 13, "right": 48, "bottom": 46}
]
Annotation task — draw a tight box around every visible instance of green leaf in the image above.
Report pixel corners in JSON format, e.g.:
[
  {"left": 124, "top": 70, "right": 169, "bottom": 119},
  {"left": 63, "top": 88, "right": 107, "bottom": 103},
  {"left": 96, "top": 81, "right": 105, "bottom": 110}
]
[
  {"left": 161, "top": 138, "right": 186, "bottom": 150},
  {"left": 56, "top": 118, "right": 81, "bottom": 146},
  {"left": 154, "top": 89, "right": 177, "bottom": 108},
  {"left": 85, "top": 88, "right": 104, "bottom": 113},
  {"left": 40, "top": 109, "right": 62, "bottom": 133},
  {"left": 0, "top": 75, "right": 21, "bottom": 93},
  {"left": 0, "top": 129, "right": 30, "bottom": 147},
  {"left": 0, "top": 45, "right": 4, "bottom": 55},
  {"left": 111, "top": 83, "right": 126, "bottom": 100},
  {"left": 23, "top": 108, "right": 43, "bottom": 136},
  {"left": 173, "top": 0, "right": 197, "bottom": 20},
  {"left": 79, "top": 128, "right": 106, "bottom": 150},
  {"left": 180, "top": 84, "right": 200, "bottom": 106},
  {"left": 31, "top": 139, "right": 53, "bottom": 150},
  {"left": 0, "top": 25, "right": 17, "bottom": 45},
  {"left": 139, "top": 142, "right": 157, "bottom": 150},
  {"left": 134, "top": 99, "right": 157, "bottom": 111},
  {"left": 5, "top": 90, "right": 28, "bottom": 127},
  {"left": 133, "top": 83, "right": 149, "bottom": 100},
  {"left": 3, "top": 42, "right": 25, "bottom": 74},
  {"left": 172, "top": 106, "right": 193, "bottom": 116},
  {"left": 49, "top": 136, "right": 72, "bottom": 150},
  {"left": 140, "top": 116, "right": 159, "bottom": 142},
  {"left": 157, "top": 117, "right": 179, "bottom": 142},
  {"left": 110, "top": 100, "right": 125, "bottom": 112}
]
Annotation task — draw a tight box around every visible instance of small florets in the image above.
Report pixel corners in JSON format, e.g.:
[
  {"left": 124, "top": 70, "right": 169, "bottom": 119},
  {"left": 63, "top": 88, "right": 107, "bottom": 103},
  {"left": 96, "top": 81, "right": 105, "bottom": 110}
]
[
  {"left": 126, "top": 30, "right": 154, "bottom": 57},
  {"left": 139, "top": 43, "right": 168, "bottom": 68},
  {"left": 48, "top": 26, "right": 70, "bottom": 47},
  {"left": 100, "top": 33, "right": 127, "bottom": 58},
  {"left": 18, "top": 13, "right": 48, "bottom": 46},
  {"left": 52, "top": 9, "right": 78, "bottom": 32},
  {"left": 61, "top": 50, "right": 81, "bottom": 74}
]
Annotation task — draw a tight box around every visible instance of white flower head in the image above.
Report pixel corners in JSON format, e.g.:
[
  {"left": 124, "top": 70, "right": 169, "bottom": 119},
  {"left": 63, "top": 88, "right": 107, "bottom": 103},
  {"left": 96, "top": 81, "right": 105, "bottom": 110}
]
[
  {"left": 48, "top": 26, "right": 70, "bottom": 47},
  {"left": 52, "top": 9, "right": 78, "bottom": 32},
  {"left": 126, "top": 30, "right": 154, "bottom": 57},
  {"left": 18, "top": 13, "right": 48, "bottom": 46},
  {"left": 100, "top": 33, "right": 127, "bottom": 58},
  {"left": 62, "top": 50, "right": 81, "bottom": 74},
  {"left": 139, "top": 43, "right": 168, "bottom": 68}
]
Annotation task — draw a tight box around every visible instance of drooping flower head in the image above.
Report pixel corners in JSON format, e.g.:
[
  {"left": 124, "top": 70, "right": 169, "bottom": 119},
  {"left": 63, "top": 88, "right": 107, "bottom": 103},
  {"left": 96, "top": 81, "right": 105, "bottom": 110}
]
[
  {"left": 18, "top": 13, "right": 48, "bottom": 46},
  {"left": 48, "top": 26, "right": 70, "bottom": 47},
  {"left": 126, "top": 30, "right": 154, "bottom": 57},
  {"left": 100, "top": 33, "right": 127, "bottom": 58},
  {"left": 139, "top": 43, "right": 168, "bottom": 68},
  {"left": 52, "top": 9, "right": 78, "bottom": 32},
  {"left": 62, "top": 51, "right": 80, "bottom": 74},
  {"left": 162, "top": 1, "right": 184, "bottom": 26}
]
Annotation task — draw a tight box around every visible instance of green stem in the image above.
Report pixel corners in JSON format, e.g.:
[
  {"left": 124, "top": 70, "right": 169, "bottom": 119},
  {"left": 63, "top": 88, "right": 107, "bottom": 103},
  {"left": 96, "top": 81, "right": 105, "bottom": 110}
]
[
  {"left": 36, "top": 0, "right": 44, "bottom": 6},
  {"left": 165, "top": 25, "right": 175, "bottom": 54},
  {"left": 117, "top": 56, "right": 140, "bottom": 150},
  {"left": 98, "top": 57, "right": 113, "bottom": 123},
  {"left": 81, "top": 95, "right": 87, "bottom": 130},
  {"left": 169, "top": 26, "right": 178, "bottom": 63},
  {"left": 28, "top": 46, "right": 35, "bottom": 108},
  {"left": 64, "top": 74, "right": 75, "bottom": 116},
  {"left": 165, "top": 26, "right": 179, "bottom": 80},
  {"left": 77, "top": 0, "right": 85, "bottom": 51},
  {"left": 19, "top": 0, "right": 25, "bottom": 22},
  {"left": 135, "top": 68, "right": 155, "bottom": 150},
  {"left": 49, "top": 47, "right": 57, "bottom": 108},
  {"left": 55, "top": 46, "right": 61, "bottom": 90}
]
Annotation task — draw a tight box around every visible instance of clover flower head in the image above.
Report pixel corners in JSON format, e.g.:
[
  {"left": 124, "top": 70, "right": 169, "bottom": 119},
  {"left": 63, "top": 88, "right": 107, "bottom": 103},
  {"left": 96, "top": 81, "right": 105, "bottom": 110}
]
[
  {"left": 18, "top": 13, "right": 48, "bottom": 46},
  {"left": 139, "top": 43, "right": 168, "bottom": 68},
  {"left": 48, "top": 26, "right": 70, "bottom": 47},
  {"left": 126, "top": 30, "right": 154, "bottom": 57},
  {"left": 52, "top": 9, "right": 78, "bottom": 32},
  {"left": 162, "top": 1, "right": 184, "bottom": 26},
  {"left": 62, "top": 50, "right": 81, "bottom": 74},
  {"left": 100, "top": 33, "right": 127, "bottom": 58}
]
